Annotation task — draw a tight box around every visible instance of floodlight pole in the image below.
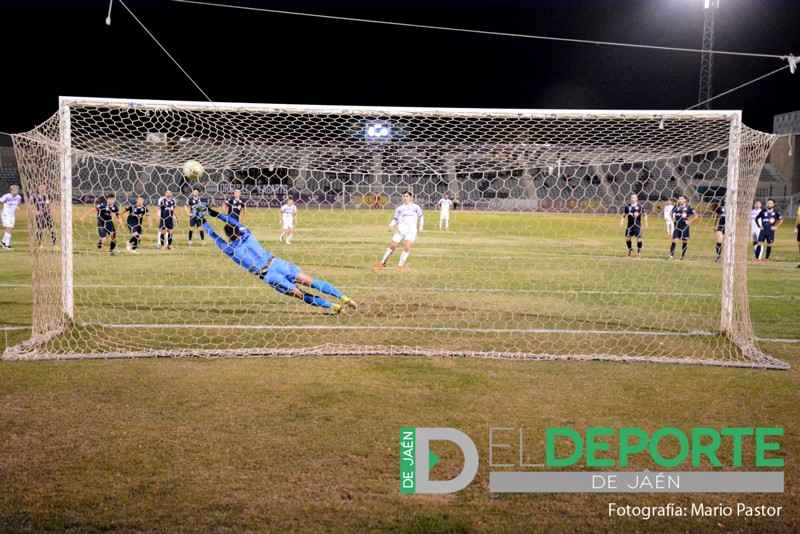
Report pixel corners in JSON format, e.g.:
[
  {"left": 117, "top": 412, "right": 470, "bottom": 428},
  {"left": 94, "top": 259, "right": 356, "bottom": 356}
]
[{"left": 698, "top": 0, "right": 720, "bottom": 110}]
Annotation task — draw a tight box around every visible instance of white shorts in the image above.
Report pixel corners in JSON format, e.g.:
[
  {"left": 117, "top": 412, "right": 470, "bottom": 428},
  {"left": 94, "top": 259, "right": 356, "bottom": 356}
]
[
  {"left": 2, "top": 214, "right": 15, "bottom": 228},
  {"left": 282, "top": 221, "right": 295, "bottom": 230},
  {"left": 665, "top": 221, "right": 674, "bottom": 234},
  {"left": 392, "top": 228, "right": 418, "bottom": 244},
  {"left": 750, "top": 226, "right": 760, "bottom": 242},
  {"left": 439, "top": 212, "right": 450, "bottom": 221}
]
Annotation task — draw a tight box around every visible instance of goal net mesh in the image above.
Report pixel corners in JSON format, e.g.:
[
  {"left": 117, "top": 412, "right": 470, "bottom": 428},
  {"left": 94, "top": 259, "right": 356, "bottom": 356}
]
[{"left": 4, "top": 99, "right": 789, "bottom": 369}]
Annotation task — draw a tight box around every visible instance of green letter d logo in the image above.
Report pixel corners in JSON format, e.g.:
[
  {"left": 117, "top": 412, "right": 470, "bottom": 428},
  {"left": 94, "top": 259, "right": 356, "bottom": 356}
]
[{"left": 415, "top": 428, "right": 479, "bottom": 494}]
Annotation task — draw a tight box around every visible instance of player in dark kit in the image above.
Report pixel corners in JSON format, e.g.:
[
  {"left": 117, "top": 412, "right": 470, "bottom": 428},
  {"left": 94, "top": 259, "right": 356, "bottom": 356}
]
[
  {"left": 753, "top": 198, "right": 783, "bottom": 263},
  {"left": 712, "top": 199, "right": 726, "bottom": 263},
  {"left": 157, "top": 190, "right": 178, "bottom": 251},
  {"left": 200, "top": 205, "right": 356, "bottom": 313},
  {"left": 123, "top": 197, "right": 152, "bottom": 254},
  {"left": 31, "top": 184, "right": 57, "bottom": 248},
  {"left": 80, "top": 193, "right": 123, "bottom": 256},
  {"left": 184, "top": 188, "right": 207, "bottom": 245},
  {"left": 668, "top": 195, "right": 699, "bottom": 260},
  {"left": 224, "top": 188, "right": 246, "bottom": 221},
  {"left": 619, "top": 194, "right": 648, "bottom": 259}
]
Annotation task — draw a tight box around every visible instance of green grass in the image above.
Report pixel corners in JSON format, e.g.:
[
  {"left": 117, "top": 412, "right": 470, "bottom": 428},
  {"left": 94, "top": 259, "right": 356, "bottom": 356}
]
[
  {"left": 6, "top": 206, "right": 799, "bottom": 364},
  {"left": 0, "top": 207, "right": 798, "bottom": 532}
]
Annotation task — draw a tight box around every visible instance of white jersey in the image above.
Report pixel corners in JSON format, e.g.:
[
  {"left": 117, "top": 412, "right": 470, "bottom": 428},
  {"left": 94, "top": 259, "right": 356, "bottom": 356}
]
[
  {"left": 0, "top": 193, "right": 22, "bottom": 219},
  {"left": 663, "top": 205, "right": 674, "bottom": 222},
  {"left": 391, "top": 202, "right": 424, "bottom": 235},
  {"left": 750, "top": 209, "right": 761, "bottom": 231},
  {"left": 280, "top": 204, "right": 297, "bottom": 227},
  {"left": 438, "top": 198, "right": 453, "bottom": 215}
]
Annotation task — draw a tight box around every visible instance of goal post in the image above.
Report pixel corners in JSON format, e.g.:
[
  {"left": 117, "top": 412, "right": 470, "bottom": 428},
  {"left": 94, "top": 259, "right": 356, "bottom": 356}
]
[{"left": 4, "top": 97, "right": 790, "bottom": 369}]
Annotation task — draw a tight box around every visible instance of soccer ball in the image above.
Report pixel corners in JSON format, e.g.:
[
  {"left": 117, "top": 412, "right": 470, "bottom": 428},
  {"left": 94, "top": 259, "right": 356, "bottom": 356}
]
[{"left": 182, "top": 160, "right": 205, "bottom": 180}]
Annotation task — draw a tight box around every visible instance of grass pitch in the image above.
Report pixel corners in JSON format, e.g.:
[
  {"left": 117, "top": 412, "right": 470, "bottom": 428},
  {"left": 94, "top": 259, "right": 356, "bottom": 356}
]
[{"left": 0, "top": 206, "right": 798, "bottom": 532}]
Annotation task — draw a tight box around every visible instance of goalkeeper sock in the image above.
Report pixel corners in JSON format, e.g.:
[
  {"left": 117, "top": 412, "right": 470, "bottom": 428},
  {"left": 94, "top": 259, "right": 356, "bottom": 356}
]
[
  {"left": 681, "top": 242, "right": 688, "bottom": 258},
  {"left": 302, "top": 293, "right": 331, "bottom": 309},
  {"left": 669, "top": 242, "right": 676, "bottom": 256},
  {"left": 399, "top": 251, "right": 410, "bottom": 266},
  {"left": 766, "top": 246, "right": 772, "bottom": 259},
  {"left": 311, "top": 279, "right": 343, "bottom": 299},
  {"left": 381, "top": 248, "right": 394, "bottom": 264}
]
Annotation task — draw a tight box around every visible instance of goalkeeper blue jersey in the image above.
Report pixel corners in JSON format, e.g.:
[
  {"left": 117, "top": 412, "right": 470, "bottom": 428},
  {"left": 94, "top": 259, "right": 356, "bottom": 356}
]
[{"left": 203, "top": 215, "right": 273, "bottom": 275}]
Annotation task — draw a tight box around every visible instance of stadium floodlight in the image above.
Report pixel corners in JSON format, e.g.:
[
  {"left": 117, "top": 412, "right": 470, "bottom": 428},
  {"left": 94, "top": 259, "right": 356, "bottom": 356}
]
[
  {"left": 3, "top": 97, "right": 789, "bottom": 369},
  {"left": 366, "top": 121, "right": 391, "bottom": 140}
]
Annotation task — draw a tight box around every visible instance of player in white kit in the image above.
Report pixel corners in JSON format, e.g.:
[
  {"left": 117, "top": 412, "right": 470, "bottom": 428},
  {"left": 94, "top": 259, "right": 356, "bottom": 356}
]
[
  {"left": 279, "top": 197, "right": 298, "bottom": 244},
  {"left": 663, "top": 199, "right": 674, "bottom": 237},
  {"left": 374, "top": 191, "right": 424, "bottom": 272},
  {"left": 750, "top": 201, "right": 763, "bottom": 258},
  {"left": 437, "top": 193, "right": 453, "bottom": 230},
  {"left": 0, "top": 185, "right": 22, "bottom": 250}
]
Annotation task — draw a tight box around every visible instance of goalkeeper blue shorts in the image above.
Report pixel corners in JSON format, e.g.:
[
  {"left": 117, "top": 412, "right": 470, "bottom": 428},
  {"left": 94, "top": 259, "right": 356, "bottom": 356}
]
[{"left": 263, "top": 258, "right": 301, "bottom": 295}]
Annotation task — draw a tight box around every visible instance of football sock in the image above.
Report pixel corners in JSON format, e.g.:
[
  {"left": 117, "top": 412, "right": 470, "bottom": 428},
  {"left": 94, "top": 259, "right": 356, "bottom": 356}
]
[
  {"left": 109, "top": 240, "right": 116, "bottom": 252},
  {"left": 168, "top": 234, "right": 173, "bottom": 246},
  {"left": 199, "top": 230, "right": 205, "bottom": 241},
  {"left": 766, "top": 246, "right": 772, "bottom": 259},
  {"left": 381, "top": 248, "right": 394, "bottom": 264},
  {"left": 303, "top": 293, "right": 331, "bottom": 309},
  {"left": 399, "top": 251, "right": 409, "bottom": 266},
  {"left": 669, "top": 243, "right": 676, "bottom": 256},
  {"left": 188, "top": 230, "right": 194, "bottom": 241},
  {"left": 626, "top": 240, "right": 632, "bottom": 251},
  {"left": 637, "top": 241, "right": 642, "bottom": 253},
  {"left": 755, "top": 245, "right": 762, "bottom": 259},
  {"left": 716, "top": 243, "right": 722, "bottom": 257},
  {"left": 681, "top": 242, "right": 688, "bottom": 258},
  {"left": 311, "top": 279, "right": 343, "bottom": 299},
  {"left": 97, "top": 240, "right": 102, "bottom": 249}
]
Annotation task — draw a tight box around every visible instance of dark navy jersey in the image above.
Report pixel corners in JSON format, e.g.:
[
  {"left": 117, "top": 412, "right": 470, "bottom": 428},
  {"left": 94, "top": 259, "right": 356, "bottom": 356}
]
[
  {"left": 225, "top": 196, "right": 246, "bottom": 218},
  {"left": 624, "top": 203, "right": 645, "bottom": 227},
  {"left": 96, "top": 201, "right": 119, "bottom": 223},
  {"left": 125, "top": 204, "right": 149, "bottom": 225},
  {"left": 32, "top": 193, "right": 52, "bottom": 215},
  {"left": 187, "top": 196, "right": 207, "bottom": 217},
  {"left": 756, "top": 208, "right": 782, "bottom": 232},
  {"left": 672, "top": 205, "right": 695, "bottom": 229},
  {"left": 158, "top": 197, "right": 176, "bottom": 219},
  {"left": 714, "top": 205, "right": 726, "bottom": 227}
]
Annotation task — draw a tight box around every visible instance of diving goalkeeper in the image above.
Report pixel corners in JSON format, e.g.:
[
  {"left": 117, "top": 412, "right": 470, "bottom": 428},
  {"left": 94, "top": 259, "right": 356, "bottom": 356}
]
[{"left": 201, "top": 206, "right": 356, "bottom": 313}]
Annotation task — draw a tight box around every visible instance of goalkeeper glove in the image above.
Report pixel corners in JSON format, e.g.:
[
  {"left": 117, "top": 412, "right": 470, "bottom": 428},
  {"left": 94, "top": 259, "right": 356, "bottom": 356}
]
[{"left": 194, "top": 204, "right": 208, "bottom": 220}]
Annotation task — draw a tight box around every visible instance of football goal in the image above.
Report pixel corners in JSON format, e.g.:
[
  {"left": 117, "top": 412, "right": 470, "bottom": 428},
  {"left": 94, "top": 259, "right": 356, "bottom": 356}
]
[{"left": 4, "top": 97, "right": 789, "bottom": 369}]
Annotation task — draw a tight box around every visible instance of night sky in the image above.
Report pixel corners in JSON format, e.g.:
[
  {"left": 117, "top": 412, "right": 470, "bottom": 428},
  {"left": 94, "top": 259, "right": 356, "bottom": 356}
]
[{"left": 2, "top": 0, "right": 798, "bottom": 136}]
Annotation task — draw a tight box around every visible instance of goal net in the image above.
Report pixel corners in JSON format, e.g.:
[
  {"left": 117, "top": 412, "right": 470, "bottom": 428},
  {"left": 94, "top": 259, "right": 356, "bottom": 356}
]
[{"left": 4, "top": 97, "right": 790, "bottom": 369}]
